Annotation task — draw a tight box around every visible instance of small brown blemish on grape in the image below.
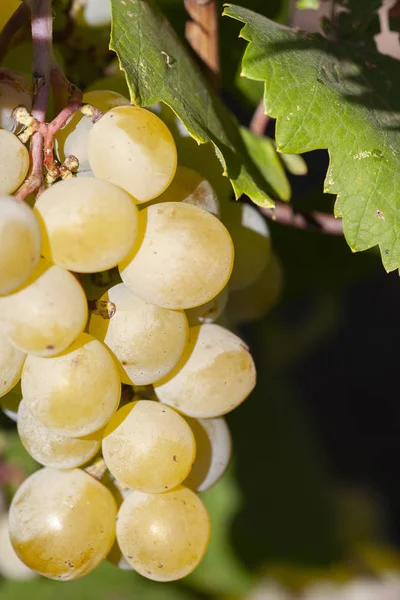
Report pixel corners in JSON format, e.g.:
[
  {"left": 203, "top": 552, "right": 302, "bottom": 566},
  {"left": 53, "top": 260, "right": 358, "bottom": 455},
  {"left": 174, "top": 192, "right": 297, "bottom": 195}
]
[
  {"left": 158, "top": 563, "right": 163, "bottom": 568},
  {"left": 46, "top": 344, "right": 54, "bottom": 350},
  {"left": 173, "top": 455, "right": 177, "bottom": 462}
]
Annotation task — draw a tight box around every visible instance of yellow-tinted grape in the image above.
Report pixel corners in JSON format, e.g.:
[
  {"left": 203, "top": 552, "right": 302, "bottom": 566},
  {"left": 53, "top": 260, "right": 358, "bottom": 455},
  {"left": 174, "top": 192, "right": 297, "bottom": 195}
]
[
  {"left": 117, "top": 486, "right": 210, "bottom": 581},
  {"left": 222, "top": 201, "right": 271, "bottom": 291},
  {"left": 88, "top": 105, "right": 177, "bottom": 202},
  {"left": 89, "top": 283, "right": 188, "bottom": 385},
  {"left": 0, "top": 259, "right": 88, "bottom": 357},
  {"left": 21, "top": 333, "right": 120, "bottom": 436},
  {"left": 35, "top": 178, "right": 138, "bottom": 273},
  {"left": 120, "top": 203, "right": 234, "bottom": 309},
  {"left": 9, "top": 468, "right": 117, "bottom": 581},
  {"left": 227, "top": 253, "right": 283, "bottom": 323},
  {"left": 0, "top": 329, "right": 25, "bottom": 398},
  {"left": 0, "top": 1, "right": 21, "bottom": 31},
  {"left": 148, "top": 165, "right": 220, "bottom": 215},
  {"left": 0, "top": 196, "right": 41, "bottom": 295},
  {"left": 102, "top": 401, "right": 196, "bottom": 493},
  {"left": 0, "top": 130, "right": 29, "bottom": 194},
  {"left": 55, "top": 89, "right": 129, "bottom": 171},
  {"left": 154, "top": 323, "right": 256, "bottom": 418},
  {"left": 0, "top": 514, "right": 36, "bottom": 581},
  {"left": 183, "top": 417, "right": 232, "bottom": 492},
  {"left": 17, "top": 400, "right": 102, "bottom": 469}
]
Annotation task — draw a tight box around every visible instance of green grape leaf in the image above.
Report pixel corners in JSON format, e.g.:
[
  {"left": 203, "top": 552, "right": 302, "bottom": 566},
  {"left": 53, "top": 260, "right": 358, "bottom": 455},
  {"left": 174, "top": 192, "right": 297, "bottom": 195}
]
[
  {"left": 335, "top": 0, "right": 381, "bottom": 37},
  {"left": 224, "top": 4, "right": 400, "bottom": 272},
  {"left": 239, "top": 128, "right": 291, "bottom": 201},
  {"left": 110, "top": 0, "right": 281, "bottom": 208}
]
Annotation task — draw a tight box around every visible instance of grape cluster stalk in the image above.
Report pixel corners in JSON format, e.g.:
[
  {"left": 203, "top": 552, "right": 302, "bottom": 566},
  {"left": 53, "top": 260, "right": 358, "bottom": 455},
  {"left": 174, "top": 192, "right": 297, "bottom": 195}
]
[{"left": 0, "top": 3, "right": 283, "bottom": 586}]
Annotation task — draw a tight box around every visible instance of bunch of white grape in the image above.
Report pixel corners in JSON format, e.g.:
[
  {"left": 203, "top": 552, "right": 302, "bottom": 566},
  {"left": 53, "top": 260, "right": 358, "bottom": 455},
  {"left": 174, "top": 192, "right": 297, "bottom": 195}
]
[{"left": 0, "top": 86, "right": 281, "bottom": 584}]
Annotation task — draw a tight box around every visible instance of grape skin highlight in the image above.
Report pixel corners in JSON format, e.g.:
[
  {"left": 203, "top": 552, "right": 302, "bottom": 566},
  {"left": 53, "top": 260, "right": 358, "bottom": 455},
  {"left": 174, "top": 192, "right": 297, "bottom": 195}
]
[
  {"left": 154, "top": 323, "right": 256, "bottom": 418},
  {"left": 0, "top": 259, "right": 88, "bottom": 357},
  {"left": 88, "top": 105, "right": 178, "bottom": 202},
  {"left": 35, "top": 178, "right": 139, "bottom": 273},
  {"left": 9, "top": 468, "right": 117, "bottom": 581},
  {"left": 0, "top": 329, "right": 25, "bottom": 398},
  {"left": 0, "top": 130, "right": 29, "bottom": 194},
  {"left": 17, "top": 400, "right": 102, "bottom": 469},
  {"left": 119, "top": 203, "right": 234, "bottom": 310},
  {"left": 89, "top": 283, "right": 188, "bottom": 385},
  {"left": 102, "top": 401, "right": 196, "bottom": 493},
  {"left": 21, "top": 333, "right": 120, "bottom": 436},
  {"left": 117, "top": 486, "right": 210, "bottom": 581}
]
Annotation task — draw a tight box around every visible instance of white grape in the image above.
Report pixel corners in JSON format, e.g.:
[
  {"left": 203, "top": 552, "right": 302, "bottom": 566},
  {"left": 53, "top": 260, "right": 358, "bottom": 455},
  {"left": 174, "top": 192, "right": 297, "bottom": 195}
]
[
  {"left": 154, "top": 323, "right": 256, "bottom": 418},
  {"left": 0, "top": 258, "right": 88, "bottom": 357},
  {"left": 119, "top": 202, "right": 234, "bottom": 309},
  {"left": 82, "top": 0, "right": 111, "bottom": 27},
  {"left": 9, "top": 468, "right": 117, "bottom": 581},
  {"left": 184, "top": 417, "right": 232, "bottom": 492},
  {"left": 0, "top": 68, "right": 32, "bottom": 132},
  {"left": 148, "top": 165, "right": 220, "bottom": 215},
  {"left": 222, "top": 201, "right": 271, "bottom": 291},
  {"left": 186, "top": 285, "right": 229, "bottom": 326},
  {"left": 88, "top": 105, "right": 177, "bottom": 202},
  {"left": 89, "top": 283, "right": 188, "bottom": 385},
  {"left": 17, "top": 400, "right": 102, "bottom": 469},
  {"left": 0, "top": 195, "right": 41, "bottom": 295},
  {"left": 35, "top": 178, "right": 139, "bottom": 273},
  {"left": 0, "top": 329, "right": 25, "bottom": 397},
  {"left": 55, "top": 89, "right": 129, "bottom": 171},
  {"left": 0, "top": 1, "right": 21, "bottom": 31},
  {"left": 0, "top": 131, "right": 29, "bottom": 195},
  {"left": 102, "top": 400, "right": 196, "bottom": 493},
  {"left": 0, "top": 514, "right": 36, "bottom": 581},
  {"left": 227, "top": 253, "right": 283, "bottom": 323},
  {"left": 116, "top": 486, "right": 210, "bottom": 581},
  {"left": 21, "top": 332, "right": 120, "bottom": 436}
]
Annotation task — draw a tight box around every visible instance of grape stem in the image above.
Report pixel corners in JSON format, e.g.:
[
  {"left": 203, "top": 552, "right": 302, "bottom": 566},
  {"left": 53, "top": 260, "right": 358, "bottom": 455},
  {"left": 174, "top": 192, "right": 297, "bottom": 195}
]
[
  {"left": 0, "top": 2, "right": 31, "bottom": 62},
  {"left": 261, "top": 202, "right": 343, "bottom": 236},
  {"left": 184, "top": 0, "right": 220, "bottom": 91},
  {"left": 15, "top": 0, "right": 53, "bottom": 200},
  {"left": 250, "top": 99, "right": 270, "bottom": 137}
]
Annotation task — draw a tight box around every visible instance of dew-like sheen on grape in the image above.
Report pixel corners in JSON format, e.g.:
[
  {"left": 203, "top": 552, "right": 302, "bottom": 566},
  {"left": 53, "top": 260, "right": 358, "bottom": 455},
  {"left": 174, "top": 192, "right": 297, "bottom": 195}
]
[
  {"left": 0, "top": 329, "right": 25, "bottom": 398},
  {"left": 154, "top": 323, "right": 256, "bottom": 418},
  {"left": 89, "top": 283, "right": 188, "bottom": 385},
  {"left": 35, "top": 178, "right": 139, "bottom": 273},
  {"left": 119, "top": 203, "right": 234, "bottom": 309},
  {"left": 117, "top": 486, "right": 210, "bottom": 581},
  {"left": 17, "top": 400, "right": 102, "bottom": 469},
  {"left": 88, "top": 105, "right": 177, "bottom": 202},
  {"left": 21, "top": 333, "right": 120, "bottom": 436},
  {"left": 0, "top": 259, "right": 88, "bottom": 357},
  {"left": 102, "top": 401, "right": 196, "bottom": 493},
  {"left": 9, "top": 468, "right": 117, "bottom": 581}
]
